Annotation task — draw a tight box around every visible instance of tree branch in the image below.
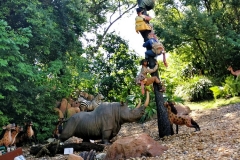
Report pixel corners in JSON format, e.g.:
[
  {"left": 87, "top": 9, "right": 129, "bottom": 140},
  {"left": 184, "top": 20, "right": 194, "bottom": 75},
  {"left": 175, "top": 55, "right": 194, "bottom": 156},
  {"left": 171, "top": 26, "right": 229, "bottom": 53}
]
[{"left": 93, "top": 4, "right": 137, "bottom": 53}]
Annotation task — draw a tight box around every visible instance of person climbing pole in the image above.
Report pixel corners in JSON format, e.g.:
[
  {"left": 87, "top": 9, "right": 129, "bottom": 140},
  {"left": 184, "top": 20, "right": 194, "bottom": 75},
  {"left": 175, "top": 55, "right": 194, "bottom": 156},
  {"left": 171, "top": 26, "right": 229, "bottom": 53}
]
[
  {"left": 135, "top": 8, "right": 153, "bottom": 42},
  {"left": 143, "top": 32, "right": 168, "bottom": 67},
  {"left": 137, "top": 0, "right": 156, "bottom": 16},
  {"left": 135, "top": 59, "right": 165, "bottom": 94},
  {"left": 136, "top": 0, "right": 172, "bottom": 138}
]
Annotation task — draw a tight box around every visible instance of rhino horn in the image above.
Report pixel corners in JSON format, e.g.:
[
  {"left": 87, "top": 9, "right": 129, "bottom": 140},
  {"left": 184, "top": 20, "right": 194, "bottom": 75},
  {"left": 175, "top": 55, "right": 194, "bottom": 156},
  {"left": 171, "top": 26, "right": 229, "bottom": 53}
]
[
  {"left": 136, "top": 99, "right": 141, "bottom": 108},
  {"left": 144, "top": 91, "right": 149, "bottom": 107}
]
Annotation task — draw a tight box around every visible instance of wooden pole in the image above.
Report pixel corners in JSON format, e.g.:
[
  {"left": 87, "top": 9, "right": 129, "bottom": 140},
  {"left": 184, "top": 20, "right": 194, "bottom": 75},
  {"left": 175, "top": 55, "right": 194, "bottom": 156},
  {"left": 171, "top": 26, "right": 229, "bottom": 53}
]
[{"left": 148, "top": 57, "right": 171, "bottom": 138}]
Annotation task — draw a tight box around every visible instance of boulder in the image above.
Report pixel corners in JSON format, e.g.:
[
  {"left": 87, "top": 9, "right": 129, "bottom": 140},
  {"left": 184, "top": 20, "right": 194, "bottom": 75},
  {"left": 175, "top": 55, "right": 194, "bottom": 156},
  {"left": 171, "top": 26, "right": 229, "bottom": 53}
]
[
  {"left": 67, "top": 107, "right": 80, "bottom": 118},
  {"left": 67, "top": 154, "right": 83, "bottom": 160},
  {"left": 60, "top": 98, "right": 71, "bottom": 114},
  {"left": 105, "top": 133, "right": 168, "bottom": 160},
  {"left": 64, "top": 136, "right": 83, "bottom": 144},
  {"left": 96, "top": 153, "right": 106, "bottom": 160},
  {"left": 54, "top": 108, "right": 64, "bottom": 118},
  {"left": 175, "top": 104, "right": 191, "bottom": 115}
]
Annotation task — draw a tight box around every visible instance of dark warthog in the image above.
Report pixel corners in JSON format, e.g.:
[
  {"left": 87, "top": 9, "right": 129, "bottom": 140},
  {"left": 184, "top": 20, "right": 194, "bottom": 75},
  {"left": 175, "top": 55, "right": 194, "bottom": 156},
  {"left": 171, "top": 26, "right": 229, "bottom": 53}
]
[{"left": 59, "top": 91, "right": 149, "bottom": 144}]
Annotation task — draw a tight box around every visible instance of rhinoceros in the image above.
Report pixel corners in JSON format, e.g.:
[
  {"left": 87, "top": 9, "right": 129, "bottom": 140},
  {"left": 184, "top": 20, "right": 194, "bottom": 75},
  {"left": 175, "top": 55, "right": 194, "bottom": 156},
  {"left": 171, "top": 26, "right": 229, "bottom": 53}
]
[{"left": 59, "top": 91, "right": 149, "bottom": 144}]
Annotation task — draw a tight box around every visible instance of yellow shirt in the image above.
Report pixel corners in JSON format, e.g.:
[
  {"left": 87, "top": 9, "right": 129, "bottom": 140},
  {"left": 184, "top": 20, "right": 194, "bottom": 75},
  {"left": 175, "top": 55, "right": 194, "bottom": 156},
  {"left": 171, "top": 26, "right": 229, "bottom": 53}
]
[{"left": 135, "top": 15, "right": 151, "bottom": 32}]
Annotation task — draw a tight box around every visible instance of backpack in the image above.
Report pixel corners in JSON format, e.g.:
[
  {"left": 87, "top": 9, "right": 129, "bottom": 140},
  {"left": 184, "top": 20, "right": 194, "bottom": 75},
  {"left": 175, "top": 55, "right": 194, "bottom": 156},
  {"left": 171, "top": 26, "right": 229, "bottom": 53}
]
[
  {"left": 135, "top": 73, "right": 146, "bottom": 85},
  {"left": 135, "top": 16, "right": 152, "bottom": 33},
  {"left": 152, "top": 41, "right": 164, "bottom": 55}
]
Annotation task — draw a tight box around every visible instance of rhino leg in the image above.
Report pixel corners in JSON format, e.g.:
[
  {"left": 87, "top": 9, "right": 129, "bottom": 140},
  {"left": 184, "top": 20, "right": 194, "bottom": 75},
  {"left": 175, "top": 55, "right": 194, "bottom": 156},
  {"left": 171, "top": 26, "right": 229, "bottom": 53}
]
[{"left": 102, "top": 130, "right": 112, "bottom": 144}]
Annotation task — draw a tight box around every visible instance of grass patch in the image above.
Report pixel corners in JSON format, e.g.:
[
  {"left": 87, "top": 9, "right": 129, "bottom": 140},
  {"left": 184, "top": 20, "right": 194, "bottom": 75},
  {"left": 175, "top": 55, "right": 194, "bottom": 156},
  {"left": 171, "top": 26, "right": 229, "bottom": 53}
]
[{"left": 184, "top": 96, "right": 240, "bottom": 110}]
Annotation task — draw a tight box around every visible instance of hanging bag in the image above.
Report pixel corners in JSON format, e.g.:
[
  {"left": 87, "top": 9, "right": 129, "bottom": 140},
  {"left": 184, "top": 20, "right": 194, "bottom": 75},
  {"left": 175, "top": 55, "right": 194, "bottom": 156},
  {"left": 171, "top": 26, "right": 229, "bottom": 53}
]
[{"left": 152, "top": 41, "right": 164, "bottom": 55}]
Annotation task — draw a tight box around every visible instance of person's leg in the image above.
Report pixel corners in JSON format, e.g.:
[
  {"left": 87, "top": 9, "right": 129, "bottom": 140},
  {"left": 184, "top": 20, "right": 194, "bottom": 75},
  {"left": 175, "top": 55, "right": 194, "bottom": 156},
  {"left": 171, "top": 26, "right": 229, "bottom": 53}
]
[
  {"left": 145, "top": 50, "right": 157, "bottom": 58},
  {"left": 145, "top": 77, "right": 165, "bottom": 92},
  {"left": 140, "top": 30, "right": 151, "bottom": 42},
  {"left": 153, "top": 77, "right": 166, "bottom": 92}
]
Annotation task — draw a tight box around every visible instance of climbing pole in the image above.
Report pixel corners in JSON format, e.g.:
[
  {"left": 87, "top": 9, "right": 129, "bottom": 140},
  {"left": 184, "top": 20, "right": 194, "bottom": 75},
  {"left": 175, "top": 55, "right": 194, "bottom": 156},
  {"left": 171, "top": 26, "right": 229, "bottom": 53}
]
[
  {"left": 136, "top": 0, "right": 172, "bottom": 138},
  {"left": 148, "top": 57, "right": 171, "bottom": 138}
]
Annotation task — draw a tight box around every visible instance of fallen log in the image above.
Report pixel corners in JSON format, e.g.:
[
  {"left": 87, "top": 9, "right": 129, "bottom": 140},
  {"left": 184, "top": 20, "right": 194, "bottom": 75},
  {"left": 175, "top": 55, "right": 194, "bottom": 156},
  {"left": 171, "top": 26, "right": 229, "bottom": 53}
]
[{"left": 30, "top": 141, "right": 105, "bottom": 157}]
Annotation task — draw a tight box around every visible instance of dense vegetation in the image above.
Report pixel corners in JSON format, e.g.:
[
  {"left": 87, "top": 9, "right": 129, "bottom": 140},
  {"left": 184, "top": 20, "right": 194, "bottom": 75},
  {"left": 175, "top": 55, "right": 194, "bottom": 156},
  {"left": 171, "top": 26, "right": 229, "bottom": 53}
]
[{"left": 0, "top": 0, "right": 240, "bottom": 141}]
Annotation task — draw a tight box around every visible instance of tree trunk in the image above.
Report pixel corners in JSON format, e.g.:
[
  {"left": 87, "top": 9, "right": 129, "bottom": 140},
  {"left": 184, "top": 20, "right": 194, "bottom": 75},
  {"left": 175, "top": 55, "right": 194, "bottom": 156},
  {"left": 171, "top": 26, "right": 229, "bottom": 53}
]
[
  {"left": 30, "top": 142, "right": 105, "bottom": 157},
  {"left": 148, "top": 57, "right": 172, "bottom": 138}
]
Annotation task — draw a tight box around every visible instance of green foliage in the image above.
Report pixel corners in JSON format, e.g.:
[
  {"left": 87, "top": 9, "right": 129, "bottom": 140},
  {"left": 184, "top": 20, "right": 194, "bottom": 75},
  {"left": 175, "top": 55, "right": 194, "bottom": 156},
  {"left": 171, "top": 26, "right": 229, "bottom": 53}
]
[
  {"left": 0, "top": 0, "right": 109, "bottom": 141},
  {"left": 140, "top": 103, "right": 157, "bottom": 122},
  {"left": 223, "top": 76, "right": 240, "bottom": 97},
  {"left": 0, "top": 111, "right": 10, "bottom": 131},
  {"left": 3, "top": 0, "right": 240, "bottom": 142},
  {"left": 154, "top": 0, "right": 240, "bottom": 79},
  {"left": 0, "top": 0, "right": 138, "bottom": 142},
  {"left": 210, "top": 75, "right": 240, "bottom": 100},
  {"left": 174, "top": 76, "right": 213, "bottom": 101},
  {"left": 186, "top": 96, "right": 240, "bottom": 110},
  {"left": 126, "top": 92, "right": 157, "bottom": 122},
  {"left": 209, "top": 86, "right": 224, "bottom": 100},
  {"left": 89, "top": 33, "right": 139, "bottom": 101},
  {"left": 139, "top": 92, "right": 157, "bottom": 122}
]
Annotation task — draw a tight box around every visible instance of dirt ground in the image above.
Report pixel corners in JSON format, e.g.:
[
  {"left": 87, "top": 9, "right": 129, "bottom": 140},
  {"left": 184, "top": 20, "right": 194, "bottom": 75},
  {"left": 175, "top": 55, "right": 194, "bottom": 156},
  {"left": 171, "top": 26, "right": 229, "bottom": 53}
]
[{"left": 23, "top": 103, "right": 240, "bottom": 160}]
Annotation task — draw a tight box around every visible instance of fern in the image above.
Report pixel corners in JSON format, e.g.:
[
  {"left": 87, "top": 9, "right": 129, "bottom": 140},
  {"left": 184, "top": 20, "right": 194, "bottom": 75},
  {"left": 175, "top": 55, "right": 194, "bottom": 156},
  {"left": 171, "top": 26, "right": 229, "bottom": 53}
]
[
  {"left": 223, "top": 76, "right": 240, "bottom": 97},
  {"left": 210, "top": 86, "right": 224, "bottom": 100}
]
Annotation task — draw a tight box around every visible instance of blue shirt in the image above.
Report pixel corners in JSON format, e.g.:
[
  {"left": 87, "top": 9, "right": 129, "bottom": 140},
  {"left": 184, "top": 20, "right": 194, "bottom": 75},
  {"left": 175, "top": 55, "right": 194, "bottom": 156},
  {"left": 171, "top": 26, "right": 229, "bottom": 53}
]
[{"left": 143, "top": 38, "right": 158, "bottom": 50}]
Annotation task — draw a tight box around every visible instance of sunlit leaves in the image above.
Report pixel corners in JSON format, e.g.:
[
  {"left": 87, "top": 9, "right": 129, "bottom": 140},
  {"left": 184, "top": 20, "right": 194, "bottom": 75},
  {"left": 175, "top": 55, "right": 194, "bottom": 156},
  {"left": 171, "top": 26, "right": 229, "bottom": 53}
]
[
  {"left": 0, "top": 0, "right": 139, "bottom": 140},
  {"left": 89, "top": 33, "right": 139, "bottom": 101},
  {"left": 154, "top": 0, "right": 240, "bottom": 79}
]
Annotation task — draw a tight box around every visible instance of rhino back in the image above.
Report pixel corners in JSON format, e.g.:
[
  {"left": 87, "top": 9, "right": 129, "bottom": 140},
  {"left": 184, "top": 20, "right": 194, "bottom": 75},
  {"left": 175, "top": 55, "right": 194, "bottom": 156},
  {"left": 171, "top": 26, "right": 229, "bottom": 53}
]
[
  {"left": 74, "top": 111, "right": 102, "bottom": 139},
  {"left": 61, "top": 102, "right": 122, "bottom": 140},
  {"left": 75, "top": 102, "right": 122, "bottom": 139}
]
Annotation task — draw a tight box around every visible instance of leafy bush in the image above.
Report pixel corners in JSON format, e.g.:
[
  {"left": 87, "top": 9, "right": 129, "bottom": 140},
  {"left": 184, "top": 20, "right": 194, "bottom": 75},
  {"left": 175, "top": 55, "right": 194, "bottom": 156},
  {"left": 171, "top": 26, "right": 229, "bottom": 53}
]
[
  {"left": 126, "top": 91, "right": 157, "bottom": 122},
  {"left": 174, "top": 76, "right": 213, "bottom": 101},
  {"left": 210, "top": 76, "right": 240, "bottom": 99},
  {"left": 140, "top": 101, "right": 157, "bottom": 122},
  {"left": 210, "top": 86, "right": 224, "bottom": 100},
  {"left": 0, "top": 111, "right": 10, "bottom": 133},
  {"left": 223, "top": 76, "right": 240, "bottom": 97},
  {"left": 139, "top": 91, "right": 157, "bottom": 122}
]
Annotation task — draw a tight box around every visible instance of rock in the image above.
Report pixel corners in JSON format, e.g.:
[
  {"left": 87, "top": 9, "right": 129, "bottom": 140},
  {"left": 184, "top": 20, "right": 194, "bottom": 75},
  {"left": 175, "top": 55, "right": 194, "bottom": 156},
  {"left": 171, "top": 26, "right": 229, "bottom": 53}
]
[
  {"left": 105, "top": 133, "right": 168, "bottom": 160},
  {"left": 46, "top": 138, "right": 56, "bottom": 143},
  {"left": 64, "top": 136, "right": 83, "bottom": 144},
  {"left": 54, "top": 108, "right": 64, "bottom": 118},
  {"left": 95, "top": 153, "right": 106, "bottom": 160},
  {"left": 59, "top": 98, "right": 72, "bottom": 114},
  {"left": 67, "top": 107, "right": 80, "bottom": 118},
  {"left": 67, "top": 154, "right": 84, "bottom": 160},
  {"left": 174, "top": 103, "right": 191, "bottom": 115},
  {"left": 79, "top": 150, "right": 96, "bottom": 160}
]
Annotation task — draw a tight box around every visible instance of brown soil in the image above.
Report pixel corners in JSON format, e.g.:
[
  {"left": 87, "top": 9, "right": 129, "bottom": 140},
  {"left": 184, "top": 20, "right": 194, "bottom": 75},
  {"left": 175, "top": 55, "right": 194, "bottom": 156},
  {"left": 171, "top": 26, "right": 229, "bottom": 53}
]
[{"left": 23, "top": 103, "right": 240, "bottom": 160}]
